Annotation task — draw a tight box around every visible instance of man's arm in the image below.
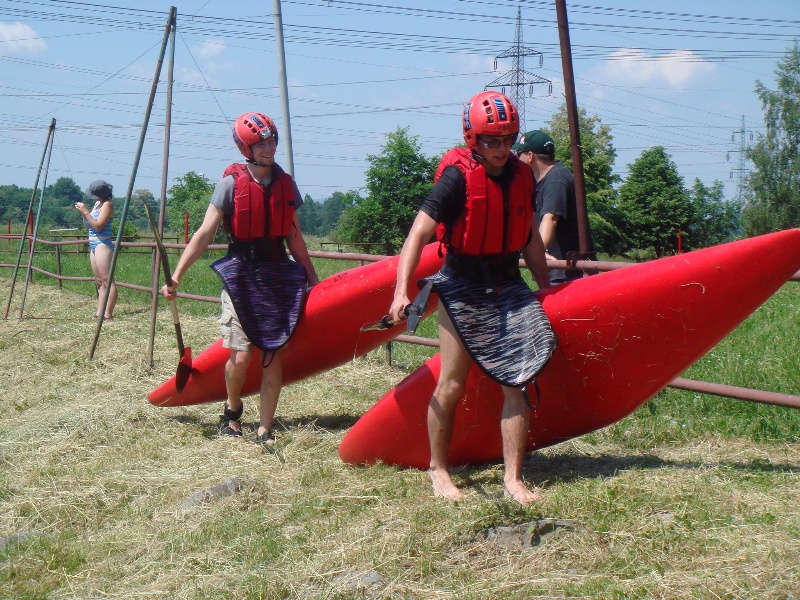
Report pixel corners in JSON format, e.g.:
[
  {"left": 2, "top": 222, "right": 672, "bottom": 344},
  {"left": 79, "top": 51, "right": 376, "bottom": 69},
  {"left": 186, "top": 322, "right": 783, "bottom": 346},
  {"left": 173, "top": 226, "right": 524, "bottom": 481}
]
[
  {"left": 286, "top": 213, "right": 320, "bottom": 286},
  {"left": 163, "top": 203, "right": 222, "bottom": 295},
  {"left": 538, "top": 213, "right": 559, "bottom": 259},
  {"left": 521, "top": 221, "right": 551, "bottom": 291},
  {"left": 389, "top": 210, "right": 438, "bottom": 322}
]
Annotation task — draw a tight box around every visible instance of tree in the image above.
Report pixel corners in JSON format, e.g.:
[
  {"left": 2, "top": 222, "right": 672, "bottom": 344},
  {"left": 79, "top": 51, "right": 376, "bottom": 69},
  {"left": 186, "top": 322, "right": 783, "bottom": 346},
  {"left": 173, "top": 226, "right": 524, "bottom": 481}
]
[
  {"left": 545, "top": 104, "right": 629, "bottom": 255},
  {"left": 742, "top": 42, "right": 800, "bottom": 236},
  {"left": 320, "top": 191, "right": 355, "bottom": 236},
  {"left": 0, "top": 184, "right": 35, "bottom": 227},
  {"left": 685, "top": 179, "right": 742, "bottom": 249},
  {"left": 127, "top": 189, "right": 158, "bottom": 231},
  {"left": 43, "top": 177, "right": 83, "bottom": 227},
  {"left": 337, "top": 127, "right": 436, "bottom": 254},
  {"left": 167, "top": 172, "right": 216, "bottom": 239},
  {"left": 617, "top": 146, "right": 692, "bottom": 257},
  {"left": 47, "top": 177, "right": 84, "bottom": 205},
  {"left": 296, "top": 194, "right": 322, "bottom": 236}
]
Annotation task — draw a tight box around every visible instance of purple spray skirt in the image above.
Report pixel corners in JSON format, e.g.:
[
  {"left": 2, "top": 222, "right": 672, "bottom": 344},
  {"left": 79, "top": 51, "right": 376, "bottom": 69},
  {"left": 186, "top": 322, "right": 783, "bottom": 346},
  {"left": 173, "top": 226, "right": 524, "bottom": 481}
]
[
  {"left": 211, "top": 255, "right": 307, "bottom": 352},
  {"left": 425, "top": 271, "right": 556, "bottom": 388}
]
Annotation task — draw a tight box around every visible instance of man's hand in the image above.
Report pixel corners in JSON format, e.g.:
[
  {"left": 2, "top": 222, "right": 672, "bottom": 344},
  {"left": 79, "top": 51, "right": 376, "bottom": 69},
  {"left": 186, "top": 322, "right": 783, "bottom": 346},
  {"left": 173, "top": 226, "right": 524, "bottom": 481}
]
[
  {"left": 389, "top": 295, "right": 410, "bottom": 323},
  {"left": 161, "top": 281, "right": 178, "bottom": 300}
]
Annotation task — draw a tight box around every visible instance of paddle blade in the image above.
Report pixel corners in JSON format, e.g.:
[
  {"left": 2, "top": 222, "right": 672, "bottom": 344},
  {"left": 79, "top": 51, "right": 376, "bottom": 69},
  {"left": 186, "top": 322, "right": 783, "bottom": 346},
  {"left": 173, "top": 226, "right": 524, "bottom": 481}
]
[
  {"left": 360, "top": 315, "right": 395, "bottom": 331},
  {"left": 175, "top": 346, "right": 192, "bottom": 392}
]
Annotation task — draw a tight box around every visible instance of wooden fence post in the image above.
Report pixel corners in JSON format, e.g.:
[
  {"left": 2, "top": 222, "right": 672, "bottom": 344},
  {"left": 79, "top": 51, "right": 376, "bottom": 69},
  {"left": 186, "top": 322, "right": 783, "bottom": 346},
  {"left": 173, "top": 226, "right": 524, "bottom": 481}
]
[{"left": 55, "top": 245, "right": 63, "bottom": 290}]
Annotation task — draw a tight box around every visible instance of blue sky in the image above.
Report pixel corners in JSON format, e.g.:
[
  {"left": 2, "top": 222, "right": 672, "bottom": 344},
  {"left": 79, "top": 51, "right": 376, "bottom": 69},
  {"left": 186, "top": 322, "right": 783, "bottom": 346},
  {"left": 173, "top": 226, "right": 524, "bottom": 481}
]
[{"left": 0, "top": 0, "right": 797, "bottom": 205}]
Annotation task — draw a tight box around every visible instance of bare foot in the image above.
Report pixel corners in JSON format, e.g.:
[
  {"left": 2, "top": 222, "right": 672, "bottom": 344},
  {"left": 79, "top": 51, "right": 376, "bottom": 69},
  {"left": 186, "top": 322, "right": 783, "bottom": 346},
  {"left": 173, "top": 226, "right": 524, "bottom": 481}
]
[
  {"left": 429, "top": 468, "right": 463, "bottom": 501},
  {"left": 504, "top": 479, "right": 541, "bottom": 504}
]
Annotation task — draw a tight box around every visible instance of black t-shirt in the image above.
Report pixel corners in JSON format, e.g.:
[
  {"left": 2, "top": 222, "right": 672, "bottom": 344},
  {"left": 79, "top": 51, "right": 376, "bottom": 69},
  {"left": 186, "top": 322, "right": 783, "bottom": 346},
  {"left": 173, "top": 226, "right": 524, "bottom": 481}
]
[{"left": 535, "top": 161, "right": 584, "bottom": 282}]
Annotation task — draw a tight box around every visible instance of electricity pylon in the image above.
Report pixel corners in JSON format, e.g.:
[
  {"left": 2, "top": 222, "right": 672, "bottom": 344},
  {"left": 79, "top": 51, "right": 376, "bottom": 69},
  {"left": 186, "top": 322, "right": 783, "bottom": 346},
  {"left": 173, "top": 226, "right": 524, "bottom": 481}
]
[
  {"left": 485, "top": 7, "right": 552, "bottom": 132},
  {"left": 727, "top": 115, "right": 753, "bottom": 204}
]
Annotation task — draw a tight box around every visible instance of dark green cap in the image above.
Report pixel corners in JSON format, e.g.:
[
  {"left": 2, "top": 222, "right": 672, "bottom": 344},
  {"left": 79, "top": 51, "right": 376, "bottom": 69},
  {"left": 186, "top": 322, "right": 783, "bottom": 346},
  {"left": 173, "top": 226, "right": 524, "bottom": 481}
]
[{"left": 512, "top": 130, "right": 555, "bottom": 156}]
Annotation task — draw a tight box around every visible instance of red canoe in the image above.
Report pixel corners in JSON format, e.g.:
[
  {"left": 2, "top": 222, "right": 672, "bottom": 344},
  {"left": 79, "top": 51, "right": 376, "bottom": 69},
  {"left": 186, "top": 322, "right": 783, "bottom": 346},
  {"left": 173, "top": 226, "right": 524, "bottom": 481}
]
[
  {"left": 338, "top": 229, "right": 800, "bottom": 469},
  {"left": 148, "top": 243, "right": 443, "bottom": 407}
]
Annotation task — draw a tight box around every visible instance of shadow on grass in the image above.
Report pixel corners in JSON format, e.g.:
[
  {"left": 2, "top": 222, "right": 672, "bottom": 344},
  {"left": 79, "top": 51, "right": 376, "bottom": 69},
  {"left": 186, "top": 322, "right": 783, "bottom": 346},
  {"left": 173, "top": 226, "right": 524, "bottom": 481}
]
[
  {"left": 168, "top": 414, "right": 800, "bottom": 477},
  {"left": 518, "top": 451, "right": 800, "bottom": 486},
  {"left": 170, "top": 412, "right": 361, "bottom": 438}
]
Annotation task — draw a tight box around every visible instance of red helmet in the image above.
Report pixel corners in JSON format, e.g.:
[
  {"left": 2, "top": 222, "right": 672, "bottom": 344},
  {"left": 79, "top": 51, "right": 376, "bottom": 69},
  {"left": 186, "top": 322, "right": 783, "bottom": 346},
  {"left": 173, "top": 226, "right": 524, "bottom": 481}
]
[
  {"left": 462, "top": 91, "right": 519, "bottom": 149},
  {"left": 232, "top": 112, "right": 278, "bottom": 159}
]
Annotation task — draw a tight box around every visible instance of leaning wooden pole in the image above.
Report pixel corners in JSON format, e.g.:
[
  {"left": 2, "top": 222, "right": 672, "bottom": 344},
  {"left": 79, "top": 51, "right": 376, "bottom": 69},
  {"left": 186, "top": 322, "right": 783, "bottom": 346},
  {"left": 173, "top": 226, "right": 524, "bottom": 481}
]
[
  {"left": 554, "top": 0, "right": 594, "bottom": 259},
  {"left": 3, "top": 118, "right": 55, "bottom": 320},
  {"left": 89, "top": 6, "right": 176, "bottom": 359},
  {"left": 17, "top": 123, "right": 57, "bottom": 319},
  {"left": 147, "top": 9, "right": 177, "bottom": 368}
]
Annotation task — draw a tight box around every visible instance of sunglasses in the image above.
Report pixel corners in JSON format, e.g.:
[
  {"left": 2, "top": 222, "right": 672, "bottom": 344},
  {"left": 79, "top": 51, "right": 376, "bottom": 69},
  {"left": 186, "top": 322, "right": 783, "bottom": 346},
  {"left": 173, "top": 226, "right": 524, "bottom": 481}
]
[{"left": 477, "top": 134, "right": 517, "bottom": 149}]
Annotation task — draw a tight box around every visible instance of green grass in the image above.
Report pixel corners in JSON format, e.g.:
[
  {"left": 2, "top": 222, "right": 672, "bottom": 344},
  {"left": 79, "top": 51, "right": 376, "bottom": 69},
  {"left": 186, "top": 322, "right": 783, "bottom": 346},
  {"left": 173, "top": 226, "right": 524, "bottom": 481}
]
[{"left": 1, "top": 240, "right": 800, "bottom": 598}]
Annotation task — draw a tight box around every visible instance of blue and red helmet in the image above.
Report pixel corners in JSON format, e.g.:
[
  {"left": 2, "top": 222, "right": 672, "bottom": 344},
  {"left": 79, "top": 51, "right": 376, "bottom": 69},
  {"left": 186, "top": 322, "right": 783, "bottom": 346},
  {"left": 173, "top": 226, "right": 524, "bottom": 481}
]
[
  {"left": 232, "top": 112, "right": 278, "bottom": 159},
  {"left": 462, "top": 91, "right": 519, "bottom": 149}
]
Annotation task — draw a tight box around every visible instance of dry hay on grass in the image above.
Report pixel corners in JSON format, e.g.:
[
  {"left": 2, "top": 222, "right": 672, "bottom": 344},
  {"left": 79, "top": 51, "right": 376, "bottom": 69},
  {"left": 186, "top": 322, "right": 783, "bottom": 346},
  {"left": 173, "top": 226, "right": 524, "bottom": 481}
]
[{"left": 1, "top": 282, "right": 800, "bottom": 598}]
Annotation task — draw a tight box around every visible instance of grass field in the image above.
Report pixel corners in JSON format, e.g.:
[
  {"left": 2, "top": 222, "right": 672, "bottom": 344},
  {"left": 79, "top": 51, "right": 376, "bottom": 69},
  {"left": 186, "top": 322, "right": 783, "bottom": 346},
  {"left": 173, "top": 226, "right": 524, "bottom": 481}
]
[{"left": 1, "top": 240, "right": 800, "bottom": 598}]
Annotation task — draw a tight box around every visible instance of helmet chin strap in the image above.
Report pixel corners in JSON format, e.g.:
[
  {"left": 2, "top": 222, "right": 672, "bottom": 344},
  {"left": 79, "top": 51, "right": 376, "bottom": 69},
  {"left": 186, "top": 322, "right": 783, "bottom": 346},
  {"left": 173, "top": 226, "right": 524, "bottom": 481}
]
[
  {"left": 471, "top": 148, "right": 486, "bottom": 163},
  {"left": 246, "top": 157, "right": 271, "bottom": 168}
]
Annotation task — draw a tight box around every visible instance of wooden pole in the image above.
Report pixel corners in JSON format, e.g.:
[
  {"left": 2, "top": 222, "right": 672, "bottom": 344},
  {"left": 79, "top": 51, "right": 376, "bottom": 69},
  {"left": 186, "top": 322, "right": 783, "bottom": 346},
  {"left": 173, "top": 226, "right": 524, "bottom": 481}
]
[
  {"left": 18, "top": 121, "right": 57, "bottom": 318},
  {"left": 3, "top": 118, "right": 55, "bottom": 320},
  {"left": 272, "top": 0, "right": 295, "bottom": 176},
  {"left": 90, "top": 6, "right": 176, "bottom": 358},
  {"left": 147, "top": 8, "right": 177, "bottom": 368}
]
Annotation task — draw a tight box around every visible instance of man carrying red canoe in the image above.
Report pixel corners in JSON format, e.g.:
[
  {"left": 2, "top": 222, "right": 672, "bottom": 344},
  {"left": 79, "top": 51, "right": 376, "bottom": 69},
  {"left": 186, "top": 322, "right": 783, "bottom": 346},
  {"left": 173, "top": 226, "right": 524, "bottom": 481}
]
[
  {"left": 162, "top": 112, "right": 319, "bottom": 448},
  {"left": 389, "top": 91, "right": 556, "bottom": 503}
]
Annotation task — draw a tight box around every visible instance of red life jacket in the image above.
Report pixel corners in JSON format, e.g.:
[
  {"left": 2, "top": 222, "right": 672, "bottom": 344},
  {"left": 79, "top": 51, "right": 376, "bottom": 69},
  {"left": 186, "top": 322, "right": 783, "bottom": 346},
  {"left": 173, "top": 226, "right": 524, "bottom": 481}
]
[
  {"left": 434, "top": 148, "right": 534, "bottom": 256},
  {"left": 222, "top": 163, "right": 296, "bottom": 241}
]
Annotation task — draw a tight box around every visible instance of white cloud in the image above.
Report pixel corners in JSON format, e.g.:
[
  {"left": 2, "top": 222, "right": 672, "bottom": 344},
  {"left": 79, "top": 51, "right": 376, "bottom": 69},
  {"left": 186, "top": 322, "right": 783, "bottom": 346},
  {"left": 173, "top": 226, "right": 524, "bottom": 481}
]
[
  {"left": 177, "top": 66, "right": 213, "bottom": 87},
  {"left": 0, "top": 22, "right": 47, "bottom": 57},
  {"left": 598, "top": 48, "right": 716, "bottom": 88},
  {"left": 194, "top": 39, "right": 226, "bottom": 60}
]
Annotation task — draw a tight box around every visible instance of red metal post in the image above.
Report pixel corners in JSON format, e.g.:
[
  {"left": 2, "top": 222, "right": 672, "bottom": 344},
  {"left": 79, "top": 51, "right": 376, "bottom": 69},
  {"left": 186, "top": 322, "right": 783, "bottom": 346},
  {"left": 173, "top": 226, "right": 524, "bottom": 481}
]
[
  {"left": 555, "top": 0, "right": 593, "bottom": 258},
  {"left": 677, "top": 228, "right": 682, "bottom": 254}
]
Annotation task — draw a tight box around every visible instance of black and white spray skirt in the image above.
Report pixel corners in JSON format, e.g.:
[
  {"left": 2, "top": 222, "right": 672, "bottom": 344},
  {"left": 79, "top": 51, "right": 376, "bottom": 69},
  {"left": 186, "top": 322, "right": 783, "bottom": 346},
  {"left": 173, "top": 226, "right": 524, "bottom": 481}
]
[{"left": 424, "top": 269, "right": 556, "bottom": 388}]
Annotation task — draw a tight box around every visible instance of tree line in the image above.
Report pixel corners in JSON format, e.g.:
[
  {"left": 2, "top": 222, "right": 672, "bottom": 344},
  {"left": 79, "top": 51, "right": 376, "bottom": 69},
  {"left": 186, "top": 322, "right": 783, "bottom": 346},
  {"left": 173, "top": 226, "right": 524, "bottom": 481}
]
[{"left": 4, "top": 44, "right": 798, "bottom": 258}]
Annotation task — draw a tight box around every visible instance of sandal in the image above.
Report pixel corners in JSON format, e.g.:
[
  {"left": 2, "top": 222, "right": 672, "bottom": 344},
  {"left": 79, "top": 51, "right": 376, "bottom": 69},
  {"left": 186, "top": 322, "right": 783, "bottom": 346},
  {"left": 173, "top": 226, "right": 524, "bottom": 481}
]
[
  {"left": 256, "top": 428, "right": 276, "bottom": 448},
  {"left": 219, "top": 403, "right": 244, "bottom": 437}
]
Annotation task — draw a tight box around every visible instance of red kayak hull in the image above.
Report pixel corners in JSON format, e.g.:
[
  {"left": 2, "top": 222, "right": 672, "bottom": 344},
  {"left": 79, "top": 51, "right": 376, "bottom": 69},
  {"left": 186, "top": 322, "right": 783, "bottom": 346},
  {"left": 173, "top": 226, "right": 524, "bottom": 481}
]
[
  {"left": 148, "top": 243, "right": 443, "bottom": 407},
  {"left": 338, "top": 230, "right": 800, "bottom": 469}
]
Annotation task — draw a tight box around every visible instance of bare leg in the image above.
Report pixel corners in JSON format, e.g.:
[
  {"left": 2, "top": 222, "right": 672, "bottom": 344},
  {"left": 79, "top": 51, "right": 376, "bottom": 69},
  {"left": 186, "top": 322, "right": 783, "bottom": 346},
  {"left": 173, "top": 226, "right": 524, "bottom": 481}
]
[
  {"left": 90, "top": 244, "right": 118, "bottom": 318},
  {"left": 223, "top": 348, "right": 252, "bottom": 434},
  {"left": 428, "top": 303, "right": 471, "bottom": 500},
  {"left": 257, "top": 349, "right": 282, "bottom": 438},
  {"left": 501, "top": 386, "right": 540, "bottom": 503}
]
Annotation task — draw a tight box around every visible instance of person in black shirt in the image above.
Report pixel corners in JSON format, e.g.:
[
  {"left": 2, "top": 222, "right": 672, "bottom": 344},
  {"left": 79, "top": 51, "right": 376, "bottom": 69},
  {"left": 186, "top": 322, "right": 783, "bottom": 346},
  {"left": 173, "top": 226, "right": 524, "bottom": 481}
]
[{"left": 514, "top": 130, "right": 590, "bottom": 284}]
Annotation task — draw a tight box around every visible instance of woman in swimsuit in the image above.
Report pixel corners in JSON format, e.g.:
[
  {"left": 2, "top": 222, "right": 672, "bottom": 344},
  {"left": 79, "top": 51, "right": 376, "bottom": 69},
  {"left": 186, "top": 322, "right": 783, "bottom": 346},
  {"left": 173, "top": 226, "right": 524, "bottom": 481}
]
[{"left": 74, "top": 179, "right": 117, "bottom": 319}]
